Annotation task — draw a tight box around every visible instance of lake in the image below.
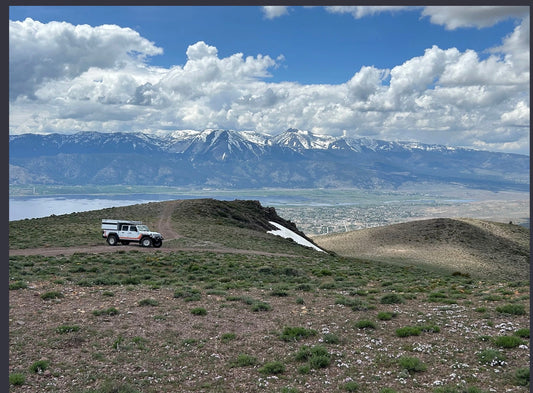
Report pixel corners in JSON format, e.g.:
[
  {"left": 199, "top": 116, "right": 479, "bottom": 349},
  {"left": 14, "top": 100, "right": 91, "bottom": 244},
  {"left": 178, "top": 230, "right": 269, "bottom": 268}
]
[{"left": 9, "top": 192, "right": 347, "bottom": 221}]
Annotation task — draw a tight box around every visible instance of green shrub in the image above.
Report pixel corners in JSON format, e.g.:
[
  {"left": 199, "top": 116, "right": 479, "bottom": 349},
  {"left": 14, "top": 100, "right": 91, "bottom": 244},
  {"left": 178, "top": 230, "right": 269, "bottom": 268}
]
[
  {"left": 298, "top": 364, "right": 310, "bottom": 374},
  {"left": 380, "top": 293, "right": 404, "bottom": 304},
  {"left": 56, "top": 325, "right": 80, "bottom": 334},
  {"left": 514, "top": 367, "right": 530, "bottom": 386},
  {"left": 496, "top": 304, "right": 526, "bottom": 315},
  {"left": 280, "top": 326, "right": 317, "bottom": 342},
  {"left": 220, "top": 333, "right": 237, "bottom": 343},
  {"left": 251, "top": 301, "right": 271, "bottom": 312},
  {"left": 477, "top": 349, "right": 506, "bottom": 365},
  {"left": 138, "top": 298, "right": 159, "bottom": 306},
  {"left": 174, "top": 288, "right": 201, "bottom": 302},
  {"left": 343, "top": 381, "right": 359, "bottom": 392},
  {"left": 309, "top": 353, "right": 331, "bottom": 369},
  {"left": 9, "top": 373, "right": 25, "bottom": 386},
  {"left": 398, "top": 356, "right": 427, "bottom": 373},
  {"left": 514, "top": 328, "right": 530, "bottom": 338},
  {"left": 377, "top": 311, "right": 396, "bottom": 320},
  {"left": 270, "top": 287, "right": 289, "bottom": 297},
  {"left": 190, "top": 307, "right": 207, "bottom": 316},
  {"left": 396, "top": 326, "right": 421, "bottom": 337},
  {"left": 29, "top": 360, "right": 49, "bottom": 373},
  {"left": 259, "top": 361, "right": 285, "bottom": 375},
  {"left": 323, "top": 333, "right": 340, "bottom": 344},
  {"left": 428, "top": 292, "right": 448, "bottom": 301},
  {"left": 493, "top": 335, "right": 522, "bottom": 348},
  {"left": 93, "top": 307, "right": 119, "bottom": 316},
  {"left": 296, "top": 283, "right": 312, "bottom": 292},
  {"left": 9, "top": 281, "right": 27, "bottom": 290},
  {"left": 41, "top": 291, "right": 63, "bottom": 300},
  {"left": 355, "top": 319, "right": 376, "bottom": 329},
  {"left": 231, "top": 354, "right": 257, "bottom": 367},
  {"left": 419, "top": 324, "right": 440, "bottom": 333},
  {"left": 295, "top": 345, "right": 331, "bottom": 369}
]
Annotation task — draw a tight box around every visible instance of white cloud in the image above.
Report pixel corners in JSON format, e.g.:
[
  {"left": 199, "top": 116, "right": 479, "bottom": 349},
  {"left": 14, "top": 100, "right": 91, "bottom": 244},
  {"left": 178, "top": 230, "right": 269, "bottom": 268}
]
[
  {"left": 325, "top": 6, "right": 411, "bottom": 19},
  {"left": 490, "top": 15, "right": 530, "bottom": 73},
  {"left": 262, "top": 6, "right": 289, "bottom": 19},
  {"left": 9, "top": 18, "right": 162, "bottom": 100},
  {"left": 421, "top": 6, "right": 529, "bottom": 30},
  {"left": 9, "top": 15, "right": 530, "bottom": 154},
  {"left": 501, "top": 101, "right": 530, "bottom": 127}
]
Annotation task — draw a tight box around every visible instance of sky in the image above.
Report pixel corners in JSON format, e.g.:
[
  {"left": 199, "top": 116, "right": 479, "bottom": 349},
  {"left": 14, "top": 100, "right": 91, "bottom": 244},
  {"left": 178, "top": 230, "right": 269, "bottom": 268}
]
[{"left": 8, "top": 5, "right": 530, "bottom": 155}]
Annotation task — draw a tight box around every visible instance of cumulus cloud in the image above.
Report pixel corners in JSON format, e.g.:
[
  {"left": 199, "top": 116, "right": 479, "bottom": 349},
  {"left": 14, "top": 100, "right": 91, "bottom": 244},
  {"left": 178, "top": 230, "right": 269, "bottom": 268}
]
[
  {"left": 9, "top": 14, "right": 530, "bottom": 154},
  {"left": 262, "top": 6, "right": 290, "bottom": 19},
  {"left": 421, "top": 6, "right": 529, "bottom": 30},
  {"left": 325, "top": 6, "right": 411, "bottom": 19},
  {"left": 9, "top": 18, "right": 162, "bottom": 100}
]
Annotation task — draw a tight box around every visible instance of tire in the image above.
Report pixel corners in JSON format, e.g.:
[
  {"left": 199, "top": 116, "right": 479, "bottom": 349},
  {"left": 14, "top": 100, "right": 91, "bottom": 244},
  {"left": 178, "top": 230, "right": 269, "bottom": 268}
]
[
  {"left": 152, "top": 238, "right": 162, "bottom": 248},
  {"left": 121, "top": 240, "right": 130, "bottom": 245},
  {"left": 107, "top": 234, "right": 118, "bottom": 246},
  {"left": 140, "top": 237, "right": 152, "bottom": 247}
]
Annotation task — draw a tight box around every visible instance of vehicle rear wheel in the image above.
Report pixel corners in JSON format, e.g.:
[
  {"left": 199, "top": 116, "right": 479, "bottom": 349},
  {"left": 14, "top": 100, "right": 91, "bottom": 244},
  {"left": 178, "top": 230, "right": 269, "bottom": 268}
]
[
  {"left": 153, "top": 239, "right": 162, "bottom": 248},
  {"left": 141, "top": 237, "right": 152, "bottom": 247},
  {"left": 107, "top": 234, "right": 118, "bottom": 246}
]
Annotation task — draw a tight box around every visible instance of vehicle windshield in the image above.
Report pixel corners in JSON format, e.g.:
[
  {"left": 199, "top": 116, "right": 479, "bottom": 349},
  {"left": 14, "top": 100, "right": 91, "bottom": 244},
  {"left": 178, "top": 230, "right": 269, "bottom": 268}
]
[{"left": 137, "top": 225, "right": 149, "bottom": 231}]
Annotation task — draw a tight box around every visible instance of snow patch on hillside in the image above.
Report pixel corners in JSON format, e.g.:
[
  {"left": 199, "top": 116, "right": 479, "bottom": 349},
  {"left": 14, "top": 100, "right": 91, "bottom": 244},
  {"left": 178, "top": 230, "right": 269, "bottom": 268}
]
[{"left": 267, "top": 221, "right": 325, "bottom": 252}]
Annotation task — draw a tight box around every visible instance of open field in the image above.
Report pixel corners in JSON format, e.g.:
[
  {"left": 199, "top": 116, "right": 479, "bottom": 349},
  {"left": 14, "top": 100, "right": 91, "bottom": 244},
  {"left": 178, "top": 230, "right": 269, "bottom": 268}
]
[{"left": 9, "top": 199, "right": 530, "bottom": 393}]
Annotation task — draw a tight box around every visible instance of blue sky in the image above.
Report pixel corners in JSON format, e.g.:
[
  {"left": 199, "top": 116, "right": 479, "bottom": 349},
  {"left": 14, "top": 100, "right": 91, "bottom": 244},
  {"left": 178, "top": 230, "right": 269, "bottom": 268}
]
[{"left": 9, "top": 6, "right": 530, "bottom": 154}]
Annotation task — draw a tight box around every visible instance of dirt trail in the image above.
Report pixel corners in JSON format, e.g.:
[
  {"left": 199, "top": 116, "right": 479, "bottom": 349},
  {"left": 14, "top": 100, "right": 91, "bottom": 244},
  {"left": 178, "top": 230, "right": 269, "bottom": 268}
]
[{"left": 155, "top": 200, "right": 182, "bottom": 241}]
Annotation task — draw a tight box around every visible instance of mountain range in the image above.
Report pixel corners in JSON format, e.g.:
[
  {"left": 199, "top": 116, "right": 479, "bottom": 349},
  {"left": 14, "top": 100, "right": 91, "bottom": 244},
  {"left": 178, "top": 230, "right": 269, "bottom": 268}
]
[{"left": 9, "top": 128, "right": 530, "bottom": 191}]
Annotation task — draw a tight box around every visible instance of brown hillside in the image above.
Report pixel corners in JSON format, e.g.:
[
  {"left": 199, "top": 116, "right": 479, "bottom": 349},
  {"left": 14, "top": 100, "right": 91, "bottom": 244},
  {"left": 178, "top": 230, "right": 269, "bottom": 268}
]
[{"left": 313, "top": 218, "right": 530, "bottom": 281}]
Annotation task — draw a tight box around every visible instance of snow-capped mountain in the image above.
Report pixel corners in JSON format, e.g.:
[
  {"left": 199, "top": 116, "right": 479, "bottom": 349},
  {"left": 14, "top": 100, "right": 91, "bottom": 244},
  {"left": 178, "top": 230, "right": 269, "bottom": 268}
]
[
  {"left": 182, "top": 129, "right": 268, "bottom": 161},
  {"left": 271, "top": 128, "right": 337, "bottom": 151},
  {"left": 9, "top": 128, "right": 529, "bottom": 190}
]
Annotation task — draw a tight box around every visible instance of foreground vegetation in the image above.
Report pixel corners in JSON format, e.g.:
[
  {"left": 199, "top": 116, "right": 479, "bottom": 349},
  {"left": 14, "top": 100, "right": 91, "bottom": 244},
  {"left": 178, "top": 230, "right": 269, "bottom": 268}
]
[
  {"left": 9, "top": 200, "right": 530, "bottom": 392},
  {"left": 10, "top": 251, "right": 530, "bottom": 392}
]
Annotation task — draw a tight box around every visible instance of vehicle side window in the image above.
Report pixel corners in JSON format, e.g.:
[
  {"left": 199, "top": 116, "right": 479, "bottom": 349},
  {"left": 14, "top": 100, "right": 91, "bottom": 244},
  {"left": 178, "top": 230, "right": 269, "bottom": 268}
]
[
  {"left": 122, "top": 225, "right": 129, "bottom": 231},
  {"left": 130, "top": 226, "right": 137, "bottom": 231}
]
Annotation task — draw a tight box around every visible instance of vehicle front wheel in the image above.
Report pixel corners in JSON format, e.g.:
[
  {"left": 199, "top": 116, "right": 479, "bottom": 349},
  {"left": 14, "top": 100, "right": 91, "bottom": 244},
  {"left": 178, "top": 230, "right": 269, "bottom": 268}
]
[
  {"left": 107, "top": 234, "right": 118, "bottom": 246},
  {"left": 153, "top": 239, "right": 162, "bottom": 248},
  {"left": 140, "top": 237, "right": 152, "bottom": 247}
]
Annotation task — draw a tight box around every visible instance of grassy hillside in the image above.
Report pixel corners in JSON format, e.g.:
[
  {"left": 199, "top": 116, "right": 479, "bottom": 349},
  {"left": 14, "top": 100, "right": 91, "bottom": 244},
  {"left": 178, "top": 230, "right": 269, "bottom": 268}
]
[
  {"left": 8, "top": 201, "right": 530, "bottom": 393},
  {"left": 313, "top": 218, "right": 530, "bottom": 281},
  {"left": 9, "top": 199, "right": 320, "bottom": 255}
]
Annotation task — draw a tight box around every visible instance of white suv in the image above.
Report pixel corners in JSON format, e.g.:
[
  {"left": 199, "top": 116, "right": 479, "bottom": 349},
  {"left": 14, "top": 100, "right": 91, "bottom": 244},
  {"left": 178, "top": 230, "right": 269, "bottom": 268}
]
[{"left": 102, "top": 219, "right": 163, "bottom": 248}]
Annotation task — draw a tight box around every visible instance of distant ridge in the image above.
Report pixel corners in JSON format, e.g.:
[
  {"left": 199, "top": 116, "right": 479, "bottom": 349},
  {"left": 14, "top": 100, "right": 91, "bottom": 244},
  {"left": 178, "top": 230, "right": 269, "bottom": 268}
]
[
  {"left": 9, "top": 129, "right": 529, "bottom": 191},
  {"left": 313, "top": 218, "right": 530, "bottom": 281}
]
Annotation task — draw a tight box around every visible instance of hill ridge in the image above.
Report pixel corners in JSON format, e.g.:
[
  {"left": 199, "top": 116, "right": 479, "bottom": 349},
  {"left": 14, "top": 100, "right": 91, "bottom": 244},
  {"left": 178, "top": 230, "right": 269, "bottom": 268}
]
[{"left": 313, "top": 217, "right": 530, "bottom": 281}]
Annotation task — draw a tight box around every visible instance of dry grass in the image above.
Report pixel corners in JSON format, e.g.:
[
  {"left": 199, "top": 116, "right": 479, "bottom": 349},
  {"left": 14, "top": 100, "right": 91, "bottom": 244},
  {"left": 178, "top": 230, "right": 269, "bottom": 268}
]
[{"left": 313, "top": 218, "right": 530, "bottom": 281}]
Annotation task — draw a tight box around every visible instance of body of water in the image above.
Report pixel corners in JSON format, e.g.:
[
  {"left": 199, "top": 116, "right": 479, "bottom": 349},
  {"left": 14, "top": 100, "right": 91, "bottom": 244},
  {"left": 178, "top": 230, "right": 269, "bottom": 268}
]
[{"left": 9, "top": 193, "right": 329, "bottom": 221}]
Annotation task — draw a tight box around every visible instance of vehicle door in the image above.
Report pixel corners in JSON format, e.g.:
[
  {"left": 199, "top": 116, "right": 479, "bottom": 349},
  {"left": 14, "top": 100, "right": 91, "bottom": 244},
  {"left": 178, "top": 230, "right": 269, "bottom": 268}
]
[
  {"left": 120, "top": 225, "right": 135, "bottom": 240},
  {"left": 128, "top": 225, "right": 140, "bottom": 240}
]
